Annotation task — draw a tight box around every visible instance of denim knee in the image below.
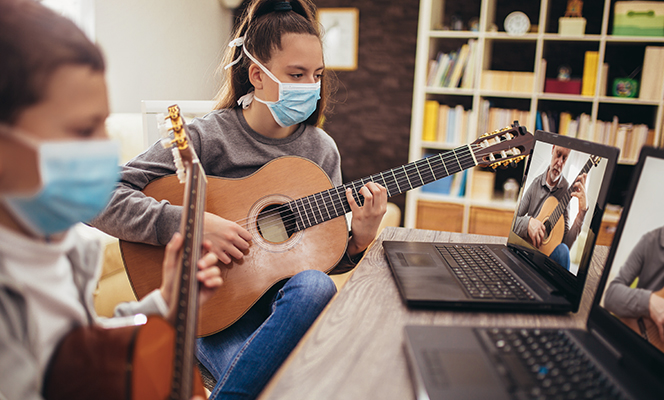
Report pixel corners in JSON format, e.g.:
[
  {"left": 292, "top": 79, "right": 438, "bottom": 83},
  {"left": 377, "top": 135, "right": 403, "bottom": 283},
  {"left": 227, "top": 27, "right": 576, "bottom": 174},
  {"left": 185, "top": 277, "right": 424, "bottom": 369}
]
[{"left": 281, "top": 270, "right": 337, "bottom": 307}]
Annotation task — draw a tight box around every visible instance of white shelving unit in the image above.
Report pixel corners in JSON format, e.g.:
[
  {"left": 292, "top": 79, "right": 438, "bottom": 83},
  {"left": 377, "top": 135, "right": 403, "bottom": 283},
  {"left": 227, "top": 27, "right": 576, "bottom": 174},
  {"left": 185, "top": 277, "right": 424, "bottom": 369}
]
[{"left": 405, "top": 0, "right": 664, "bottom": 235}]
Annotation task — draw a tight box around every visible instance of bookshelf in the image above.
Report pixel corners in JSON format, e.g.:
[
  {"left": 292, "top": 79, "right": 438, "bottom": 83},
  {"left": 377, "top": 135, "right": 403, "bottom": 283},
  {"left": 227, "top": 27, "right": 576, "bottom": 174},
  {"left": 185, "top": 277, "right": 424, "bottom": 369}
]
[{"left": 405, "top": 0, "right": 664, "bottom": 235}]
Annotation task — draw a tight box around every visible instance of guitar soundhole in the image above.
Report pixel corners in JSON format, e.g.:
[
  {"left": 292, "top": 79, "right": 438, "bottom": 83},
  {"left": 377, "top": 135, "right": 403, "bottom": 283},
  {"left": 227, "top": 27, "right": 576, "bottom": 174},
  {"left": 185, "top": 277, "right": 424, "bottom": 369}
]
[{"left": 257, "top": 204, "right": 296, "bottom": 243}]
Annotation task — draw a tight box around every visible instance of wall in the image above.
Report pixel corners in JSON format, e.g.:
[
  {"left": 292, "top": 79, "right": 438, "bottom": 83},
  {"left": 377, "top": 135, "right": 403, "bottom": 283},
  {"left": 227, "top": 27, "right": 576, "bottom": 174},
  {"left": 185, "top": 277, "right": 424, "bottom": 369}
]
[
  {"left": 313, "top": 0, "right": 419, "bottom": 220},
  {"left": 95, "top": 0, "right": 233, "bottom": 113}
]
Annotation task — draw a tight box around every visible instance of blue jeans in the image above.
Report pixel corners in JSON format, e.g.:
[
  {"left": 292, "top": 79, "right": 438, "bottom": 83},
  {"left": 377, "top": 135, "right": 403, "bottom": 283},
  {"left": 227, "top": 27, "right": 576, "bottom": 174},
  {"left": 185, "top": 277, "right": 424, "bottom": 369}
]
[
  {"left": 196, "top": 269, "right": 337, "bottom": 400},
  {"left": 550, "top": 243, "right": 571, "bottom": 271}
]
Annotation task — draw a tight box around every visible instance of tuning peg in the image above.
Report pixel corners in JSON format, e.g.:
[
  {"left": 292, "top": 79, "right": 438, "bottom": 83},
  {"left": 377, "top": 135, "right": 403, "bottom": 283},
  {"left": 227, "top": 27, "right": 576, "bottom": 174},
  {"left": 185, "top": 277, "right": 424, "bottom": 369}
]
[{"left": 510, "top": 161, "right": 518, "bottom": 168}]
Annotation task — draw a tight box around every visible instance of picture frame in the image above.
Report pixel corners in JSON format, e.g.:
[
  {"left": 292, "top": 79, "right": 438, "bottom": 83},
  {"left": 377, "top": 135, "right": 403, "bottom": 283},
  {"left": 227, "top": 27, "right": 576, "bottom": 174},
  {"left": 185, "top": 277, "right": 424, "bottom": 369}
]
[{"left": 317, "top": 8, "right": 359, "bottom": 71}]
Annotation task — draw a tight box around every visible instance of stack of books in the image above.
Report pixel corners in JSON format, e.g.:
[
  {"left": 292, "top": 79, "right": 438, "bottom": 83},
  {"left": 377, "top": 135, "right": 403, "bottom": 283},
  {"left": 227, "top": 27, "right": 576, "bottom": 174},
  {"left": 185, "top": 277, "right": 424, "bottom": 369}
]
[
  {"left": 421, "top": 100, "right": 473, "bottom": 146},
  {"left": 536, "top": 111, "right": 654, "bottom": 163},
  {"left": 426, "top": 40, "right": 477, "bottom": 89},
  {"left": 477, "top": 100, "right": 531, "bottom": 137}
]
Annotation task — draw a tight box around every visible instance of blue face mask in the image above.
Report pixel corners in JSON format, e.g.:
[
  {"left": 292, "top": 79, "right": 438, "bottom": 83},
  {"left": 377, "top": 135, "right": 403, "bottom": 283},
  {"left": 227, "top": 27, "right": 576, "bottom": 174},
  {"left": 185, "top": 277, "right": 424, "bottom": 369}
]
[
  {"left": 2, "top": 134, "right": 120, "bottom": 237},
  {"left": 241, "top": 46, "right": 321, "bottom": 128}
]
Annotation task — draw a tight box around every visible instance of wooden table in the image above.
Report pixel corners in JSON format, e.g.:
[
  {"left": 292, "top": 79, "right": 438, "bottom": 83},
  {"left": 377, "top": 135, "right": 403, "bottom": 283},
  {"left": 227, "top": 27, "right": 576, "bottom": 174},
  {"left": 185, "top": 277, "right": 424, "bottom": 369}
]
[{"left": 258, "top": 227, "right": 608, "bottom": 400}]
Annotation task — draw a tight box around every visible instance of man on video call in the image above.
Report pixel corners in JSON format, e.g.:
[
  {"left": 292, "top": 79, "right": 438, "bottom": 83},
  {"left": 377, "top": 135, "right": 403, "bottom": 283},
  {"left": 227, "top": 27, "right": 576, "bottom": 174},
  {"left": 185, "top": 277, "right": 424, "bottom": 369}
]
[
  {"left": 604, "top": 225, "right": 664, "bottom": 343},
  {"left": 513, "top": 145, "right": 588, "bottom": 270}
]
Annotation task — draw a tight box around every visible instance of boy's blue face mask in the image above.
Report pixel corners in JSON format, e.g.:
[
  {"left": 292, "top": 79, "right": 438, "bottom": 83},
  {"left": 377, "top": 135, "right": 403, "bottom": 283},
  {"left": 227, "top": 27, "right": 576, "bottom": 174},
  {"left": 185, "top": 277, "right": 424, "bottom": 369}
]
[
  {"left": 1, "top": 128, "right": 120, "bottom": 238},
  {"left": 238, "top": 43, "right": 321, "bottom": 128}
]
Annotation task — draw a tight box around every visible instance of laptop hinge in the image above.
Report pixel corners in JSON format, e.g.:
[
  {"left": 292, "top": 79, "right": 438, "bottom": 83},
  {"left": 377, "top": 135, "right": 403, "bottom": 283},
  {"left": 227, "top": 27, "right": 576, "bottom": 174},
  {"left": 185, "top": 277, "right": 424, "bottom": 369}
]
[
  {"left": 589, "top": 328, "right": 623, "bottom": 361},
  {"left": 506, "top": 246, "right": 559, "bottom": 294}
]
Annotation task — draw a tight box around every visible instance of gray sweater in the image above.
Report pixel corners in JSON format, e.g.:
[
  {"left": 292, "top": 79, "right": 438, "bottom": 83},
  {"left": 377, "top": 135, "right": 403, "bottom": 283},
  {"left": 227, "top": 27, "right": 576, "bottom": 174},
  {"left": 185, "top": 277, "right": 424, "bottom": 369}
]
[
  {"left": 92, "top": 107, "right": 357, "bottom": 271},
  {"left": 604, "top": 226, "right": 664, "bottom": 318}
]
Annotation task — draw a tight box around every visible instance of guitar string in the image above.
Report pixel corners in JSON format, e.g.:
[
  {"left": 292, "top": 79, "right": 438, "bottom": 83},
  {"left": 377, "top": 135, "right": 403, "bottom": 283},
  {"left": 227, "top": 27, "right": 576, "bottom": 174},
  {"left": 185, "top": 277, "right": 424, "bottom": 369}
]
[
  {"left": 230, "top": 142, "right": 518, "bottom": 235},
  {"left": 227, "top": 143, "right": 513, "bottom": 235},
  {"left": 230, "top": 145, "right": 480, "bottom": 232}
]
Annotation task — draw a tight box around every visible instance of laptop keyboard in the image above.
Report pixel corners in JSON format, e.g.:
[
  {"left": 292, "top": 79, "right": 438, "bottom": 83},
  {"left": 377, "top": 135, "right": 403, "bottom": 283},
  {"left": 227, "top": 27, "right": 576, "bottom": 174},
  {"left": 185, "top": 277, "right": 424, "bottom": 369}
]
[
  {"left": 480, "top": 328, "right": 628, "bottom": 400},
  {"left": 436, "top": 245, "right": 535, "bottom": 301}
]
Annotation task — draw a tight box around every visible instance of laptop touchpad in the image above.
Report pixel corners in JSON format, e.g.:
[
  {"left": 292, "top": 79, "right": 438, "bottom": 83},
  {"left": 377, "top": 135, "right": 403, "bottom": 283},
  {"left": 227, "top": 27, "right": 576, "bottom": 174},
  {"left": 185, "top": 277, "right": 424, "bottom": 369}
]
[
  {"left": 424, "top": 349, "right": 495, "bottom": 388},
  {"left": 398, "top": 252, "right": 436, "bottom": 267}
]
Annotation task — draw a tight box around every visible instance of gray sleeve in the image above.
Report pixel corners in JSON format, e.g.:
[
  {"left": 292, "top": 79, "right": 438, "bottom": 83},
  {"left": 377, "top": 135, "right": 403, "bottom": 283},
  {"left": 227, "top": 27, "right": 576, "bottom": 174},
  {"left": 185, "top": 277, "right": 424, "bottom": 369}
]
[
  {"left": 91, "top": 141, "right": 185, "bottom": 246},
  {"left": 0, "top": 291, "right": 43, "bottom": 400},
  {"left": 513, "top": 184, "right": 534, "bottom": 239},
  {"left": 603, "top": 236, "right": 652, "bottom": 318}
]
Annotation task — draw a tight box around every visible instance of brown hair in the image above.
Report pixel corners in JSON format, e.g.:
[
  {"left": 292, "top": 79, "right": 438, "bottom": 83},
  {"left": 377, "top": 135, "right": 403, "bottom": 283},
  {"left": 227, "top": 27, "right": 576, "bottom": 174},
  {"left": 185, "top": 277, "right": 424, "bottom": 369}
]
[
  {"left": 0, "top": 0, "right": 105, "bottom": 124},
  {"left": 214, "top": 0, "right": 331, "bottom": 127}
]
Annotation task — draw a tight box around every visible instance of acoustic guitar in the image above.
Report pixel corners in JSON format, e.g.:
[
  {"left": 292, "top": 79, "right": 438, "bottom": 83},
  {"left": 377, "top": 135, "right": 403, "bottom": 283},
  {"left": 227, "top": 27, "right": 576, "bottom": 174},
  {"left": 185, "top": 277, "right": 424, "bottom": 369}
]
[
  {"left": 44, "top": 105, "right": 207, "bottom": 400},
  {"left": 621, "top": 287, "right": 664, "bottom": 353},
  {"left": 528, "top": 155, "right": 601, "bottom": 256},
  {"left": 121, "top": 122, "right": 534, "bottom": 337}
]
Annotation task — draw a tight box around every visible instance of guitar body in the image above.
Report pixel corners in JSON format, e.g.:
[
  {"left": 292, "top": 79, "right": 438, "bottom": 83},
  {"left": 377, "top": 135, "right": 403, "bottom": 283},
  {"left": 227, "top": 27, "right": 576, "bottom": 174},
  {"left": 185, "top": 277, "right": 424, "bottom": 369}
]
[
  {"left": 121, "top": 157, "right": 349, "bottom": 337},
  {"left": 621, "top": 287, "right": 664, "bottom": 352},
  {"left": 621, "top": 316, "right": 664, "bottom": 353},
  {"left": 530, "top": 196, "right": 565, "bottom": 256},
  {"left": 43, "top": 317, "right": 205, "bottom": 400}
]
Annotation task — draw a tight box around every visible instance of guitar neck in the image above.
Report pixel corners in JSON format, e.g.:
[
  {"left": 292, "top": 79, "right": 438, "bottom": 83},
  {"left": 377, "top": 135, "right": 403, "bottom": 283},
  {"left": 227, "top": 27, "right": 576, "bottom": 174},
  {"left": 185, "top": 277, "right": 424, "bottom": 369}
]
[
  {"left": 287, "top": 144, "right": 477, "bottom": 232},
  {"left": 170, "top": 161, "right": 206, "bottom": 400},
  {"left": 547, "top": 157, "right": 596, "bottom": 229}
]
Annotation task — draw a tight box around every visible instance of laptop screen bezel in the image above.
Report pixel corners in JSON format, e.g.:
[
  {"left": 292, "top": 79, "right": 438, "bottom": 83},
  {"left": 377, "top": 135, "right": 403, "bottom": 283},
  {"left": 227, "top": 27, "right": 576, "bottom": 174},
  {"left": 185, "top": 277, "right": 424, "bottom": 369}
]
[
  {"left": 588, "top": 146, "right": 664, "bottom": 378},
  {"left": 506, "top": 130, "right": 619, "bottom": 308}
]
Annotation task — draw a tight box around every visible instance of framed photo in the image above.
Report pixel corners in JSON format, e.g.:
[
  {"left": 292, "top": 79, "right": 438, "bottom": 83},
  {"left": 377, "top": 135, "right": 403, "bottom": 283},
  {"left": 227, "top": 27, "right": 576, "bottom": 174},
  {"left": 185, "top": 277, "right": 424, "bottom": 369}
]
[{"left": 317, "top": 8, "right": 359, "bottom": 71}]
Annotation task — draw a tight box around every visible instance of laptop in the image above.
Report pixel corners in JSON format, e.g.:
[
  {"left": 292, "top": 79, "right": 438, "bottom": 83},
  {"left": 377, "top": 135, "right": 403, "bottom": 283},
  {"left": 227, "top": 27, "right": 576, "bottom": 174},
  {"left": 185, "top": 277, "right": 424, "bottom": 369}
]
[
  {"left": 401, "top": 146, "right": 664, "bottom": 400},
  {"left": 384, "top": 130, "right": 619, "bottom": 313}
]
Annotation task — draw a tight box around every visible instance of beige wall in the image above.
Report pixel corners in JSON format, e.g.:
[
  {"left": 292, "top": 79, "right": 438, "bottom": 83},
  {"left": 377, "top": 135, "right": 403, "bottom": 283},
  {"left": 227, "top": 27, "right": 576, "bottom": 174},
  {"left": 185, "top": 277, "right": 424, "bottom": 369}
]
[{"left": 95, "top": 0, "right": 232, "bottom": 113}]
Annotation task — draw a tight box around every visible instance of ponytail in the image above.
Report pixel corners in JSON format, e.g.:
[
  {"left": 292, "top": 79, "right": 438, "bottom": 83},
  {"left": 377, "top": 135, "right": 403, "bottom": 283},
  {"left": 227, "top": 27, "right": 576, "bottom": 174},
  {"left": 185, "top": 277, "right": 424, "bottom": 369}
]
[{"left": 214, "top": 0, "right": 331, "bottom": 127}]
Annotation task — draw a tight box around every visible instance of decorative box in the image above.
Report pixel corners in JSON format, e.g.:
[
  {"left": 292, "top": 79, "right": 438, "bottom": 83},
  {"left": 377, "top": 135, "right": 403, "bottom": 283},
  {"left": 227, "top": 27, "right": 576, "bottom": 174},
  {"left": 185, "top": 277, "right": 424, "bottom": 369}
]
[
  {"left": 559, "top": 17, "right": 586, "bottom": 36},
  {"left": 544, "top": 78, "right": 582, "bottom": 95},
  {"left": 613, "top": 1, "right": 664, "bottom": 37}
]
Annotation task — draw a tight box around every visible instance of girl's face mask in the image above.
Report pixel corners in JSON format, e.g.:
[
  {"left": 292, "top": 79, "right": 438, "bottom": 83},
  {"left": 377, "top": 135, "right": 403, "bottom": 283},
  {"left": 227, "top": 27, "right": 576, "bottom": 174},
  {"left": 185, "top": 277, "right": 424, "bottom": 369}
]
[
  {"left": 237, "top": 42, "right": 321, "bottom": 128},
  {"left": 1, "top": 126, "right": 119, "bottom": 238}
]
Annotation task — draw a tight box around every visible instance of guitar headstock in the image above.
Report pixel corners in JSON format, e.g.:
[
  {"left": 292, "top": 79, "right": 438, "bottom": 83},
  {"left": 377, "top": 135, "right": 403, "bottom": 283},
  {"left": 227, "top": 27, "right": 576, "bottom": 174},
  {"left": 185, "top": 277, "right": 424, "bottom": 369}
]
[
  {"left": 158, "top": 104, "right": 197, "bottom": 183},
  {"left": 471, "top": 121, "right": 534, "bottom": 170},
  {"left": 590, "top": 155, "right": 601, "bottom": 167}
]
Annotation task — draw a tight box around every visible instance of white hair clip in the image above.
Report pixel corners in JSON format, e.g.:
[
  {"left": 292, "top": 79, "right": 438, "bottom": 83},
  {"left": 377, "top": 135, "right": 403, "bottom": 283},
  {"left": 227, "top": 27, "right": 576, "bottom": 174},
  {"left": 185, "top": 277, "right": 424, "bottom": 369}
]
[{"left": 224, "top": 36, "right": 245, "bottom": 70}]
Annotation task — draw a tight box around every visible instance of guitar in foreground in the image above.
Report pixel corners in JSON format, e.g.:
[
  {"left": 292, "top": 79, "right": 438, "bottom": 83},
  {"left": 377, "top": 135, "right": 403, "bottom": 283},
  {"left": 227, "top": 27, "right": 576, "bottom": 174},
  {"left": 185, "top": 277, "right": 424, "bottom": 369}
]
[
  {"left": 527, "top": 155, "right": 600, "bottom": 256},
  {"left": 121, "top": 121, "right": 534, "bottom": 337},
  {"left": 621, "top": 287, "right": 664, "bottom": 353},
  {"left": 44, "top": 105, "right": 207, "bottom": 400}
]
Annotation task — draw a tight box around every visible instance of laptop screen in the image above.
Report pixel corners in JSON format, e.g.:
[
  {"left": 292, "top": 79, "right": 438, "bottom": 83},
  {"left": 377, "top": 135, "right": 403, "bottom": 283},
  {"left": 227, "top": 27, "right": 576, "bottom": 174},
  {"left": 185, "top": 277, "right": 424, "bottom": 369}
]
[
  {"left": 598, "top": 150, "right": 664, "bottom": 359},
  {"left": 507, "top": 132, "right": 615, "bottom": 277}
]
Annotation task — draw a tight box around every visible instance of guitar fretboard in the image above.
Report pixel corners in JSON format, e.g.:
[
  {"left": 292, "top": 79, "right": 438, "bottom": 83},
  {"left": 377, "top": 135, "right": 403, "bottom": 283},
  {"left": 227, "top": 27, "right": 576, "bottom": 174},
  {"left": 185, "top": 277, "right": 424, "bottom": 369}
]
[
  {"left": 171, "top": 161, "right": 206, "bottom": 400},
  {"left": 286, "top": 144, "right": 477, "bottom": 232}
]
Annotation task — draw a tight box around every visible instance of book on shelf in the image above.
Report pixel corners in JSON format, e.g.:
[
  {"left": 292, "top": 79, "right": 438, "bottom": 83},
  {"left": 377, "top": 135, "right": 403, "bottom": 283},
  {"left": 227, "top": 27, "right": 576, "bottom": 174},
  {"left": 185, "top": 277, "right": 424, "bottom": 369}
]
[
  {"left": 639, "top": 46, "right": 664, "bottom": 101},
  {"left": 423, "top": 101, "right": 472, "bottom": 146},
  {"left": 460, "top": 40, "right": 477, "bottom": 89},
  {"left": 420, "top": 158, "right": 466, "bottom": 197},
  {"left": 421, "top": 174, "right": 454, "bottom": 195},
  {"left": 422, "top": 100, "right": 438, "bottom": 141},
  {"left": 436, "top": 104, "right": 450, "bottom": 143},
  {"left": 470, "top": 170, "right": 496, "bottom": 202},
  {"left": 581, "top": 51, "right": 599, "bottom": 96},
  {"left": 478, "top": 100, "right": 530, "bottom": 136},
  {"left": 538, "top": 59, "right": 547, "bottom": 93},
  {"left": 599, "top": 63, "right": 609, "bottom": 96},
  {"left": 536, "top": 111, "right": 654, "bottom": 162},
  {"left": 480, "top": 70, "right": 535, "bottom": 93},
  {"left": 426, "top": 40, "right": 477, "bottom": 89},
  {"left": 446, "top": 43, "right": 470, "bottom": 88}
]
